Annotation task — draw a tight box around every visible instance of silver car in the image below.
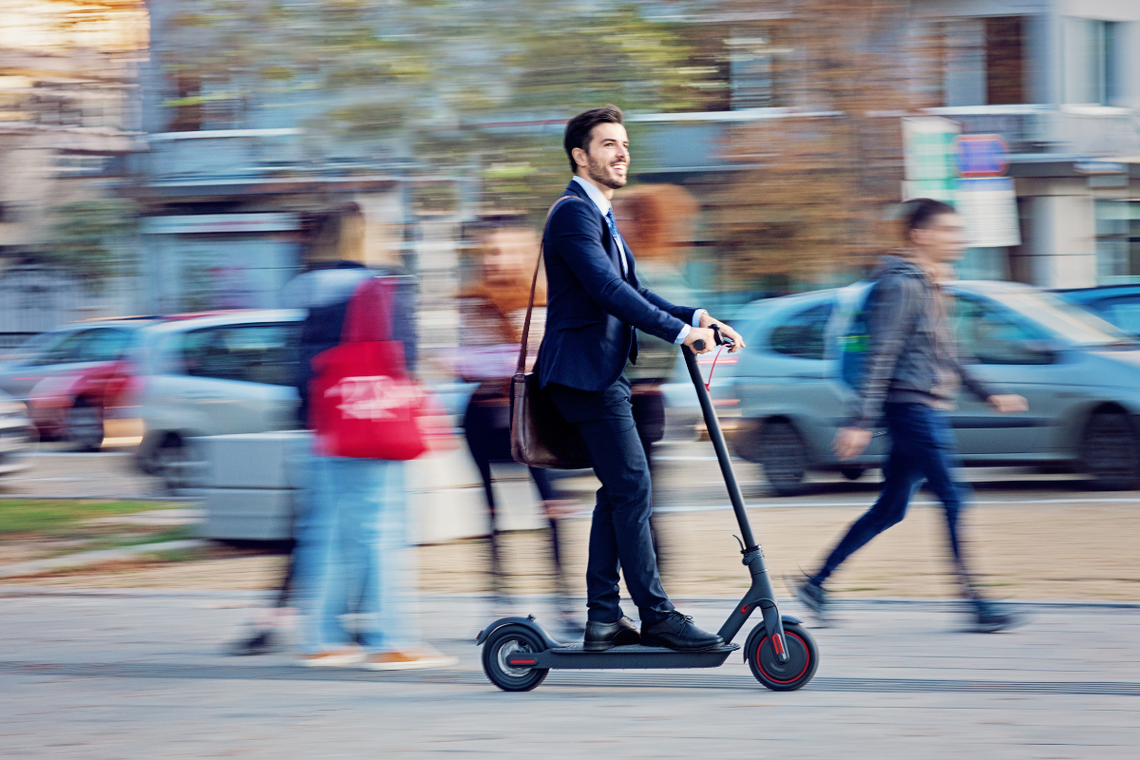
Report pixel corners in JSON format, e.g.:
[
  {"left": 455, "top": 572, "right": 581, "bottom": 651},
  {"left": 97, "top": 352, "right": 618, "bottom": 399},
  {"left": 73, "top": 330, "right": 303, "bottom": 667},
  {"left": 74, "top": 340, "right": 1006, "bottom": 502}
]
[
  {"left": 726, "top": 281, "right": 1140, "bottom": 494},
  {"left": 133, "top": 310, "right": 304, "bottom": 487},
  {"left": 0, "top": 389, "right": 36, "bottom": 477}
]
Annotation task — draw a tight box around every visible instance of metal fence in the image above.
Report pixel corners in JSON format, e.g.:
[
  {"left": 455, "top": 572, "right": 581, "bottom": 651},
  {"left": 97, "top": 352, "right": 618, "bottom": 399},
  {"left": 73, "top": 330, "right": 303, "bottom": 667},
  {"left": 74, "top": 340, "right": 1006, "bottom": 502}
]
[{"left": 0, "top": 265, "right": 92, "bottom": 346}]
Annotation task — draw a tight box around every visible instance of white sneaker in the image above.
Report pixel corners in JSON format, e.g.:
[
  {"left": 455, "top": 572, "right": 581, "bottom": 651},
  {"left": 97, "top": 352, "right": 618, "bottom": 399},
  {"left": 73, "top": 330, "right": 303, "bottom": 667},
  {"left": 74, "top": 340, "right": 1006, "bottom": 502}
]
[
  {"left": 297, "top": 647, "right": 365, "bottom": 667},
  {"left": 364, "top": 647, "right": 458, "bottom": 671}
]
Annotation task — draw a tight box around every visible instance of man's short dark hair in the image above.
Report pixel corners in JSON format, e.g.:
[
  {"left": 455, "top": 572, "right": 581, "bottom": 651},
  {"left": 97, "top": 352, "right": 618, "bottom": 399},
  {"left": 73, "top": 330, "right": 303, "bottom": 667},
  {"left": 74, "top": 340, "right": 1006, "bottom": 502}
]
[
  {"left": 903, "top": 198, "right": 957, "bottom": 234},
  {"left": 563, "top": 105, "right": 624, "bottom": 173}
]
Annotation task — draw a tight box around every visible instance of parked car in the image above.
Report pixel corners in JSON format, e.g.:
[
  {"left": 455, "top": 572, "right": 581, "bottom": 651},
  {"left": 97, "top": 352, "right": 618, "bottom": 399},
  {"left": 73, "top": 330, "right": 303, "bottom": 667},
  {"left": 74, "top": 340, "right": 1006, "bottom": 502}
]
[
  {"left": 133, "top": 310, "right": 304, "bottom": 487},
  {"left": 1055, "top": 284, "right": 1140, "bottom": 337},
  {"left": 0, "top": 318, "right": 156, "bottom": 449},
  {"left": 0, "top": 389, "right": 37, "bottom": 477},
  {"left": 725, "top": 281, "right": 1140, "bottom": 494},
  {"left": 25, "top": 357, "right": 140, "bottom": 451}
]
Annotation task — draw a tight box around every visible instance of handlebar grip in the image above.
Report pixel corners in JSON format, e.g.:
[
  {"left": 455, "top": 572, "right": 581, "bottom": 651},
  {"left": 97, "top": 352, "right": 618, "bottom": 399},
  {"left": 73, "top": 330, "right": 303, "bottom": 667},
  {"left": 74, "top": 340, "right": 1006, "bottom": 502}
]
[
  {"left": 711, "top": 324, "right": 735, "bottom": 348},
  {"left": 692, "top": 339, "right": 706, "bottom": 352}
]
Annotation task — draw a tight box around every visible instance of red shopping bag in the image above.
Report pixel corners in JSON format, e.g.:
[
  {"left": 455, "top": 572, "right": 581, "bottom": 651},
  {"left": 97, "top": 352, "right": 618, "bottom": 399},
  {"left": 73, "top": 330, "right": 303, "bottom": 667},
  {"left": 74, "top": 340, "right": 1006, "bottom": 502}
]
[{"left": 309, "top": 276, "right": 427, "bottom": 460}]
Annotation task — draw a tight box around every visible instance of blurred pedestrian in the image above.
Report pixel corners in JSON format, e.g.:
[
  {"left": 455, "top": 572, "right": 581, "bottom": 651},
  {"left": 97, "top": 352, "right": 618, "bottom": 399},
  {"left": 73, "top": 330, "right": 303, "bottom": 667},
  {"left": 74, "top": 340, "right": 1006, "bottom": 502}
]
[
  {"left": 613, "top": 185, "right": 700, "bottom": 578},
  {"left": 794, "top": 198, "right": 1028, "bottom": 632},
  {"left": 538, "top": 105, "right": 744, "bottom": 652},
  {"left": 288, "top": 204, "right": 455, "bottom": 669},
  {"left": 457, "top": 222, "right": 580, "bottom": 632},
  {"left": 225, "top": 205, "right": 367, "bottom": 656}
]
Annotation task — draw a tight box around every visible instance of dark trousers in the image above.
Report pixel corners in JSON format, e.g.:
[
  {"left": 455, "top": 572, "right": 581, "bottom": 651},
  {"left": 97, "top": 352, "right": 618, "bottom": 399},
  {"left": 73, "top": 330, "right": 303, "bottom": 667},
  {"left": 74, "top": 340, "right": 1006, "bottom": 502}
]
[
  {"left": 547, "top": 375, "right": 674, "bottom": 624},
  {"left": 463, "top": 401, "right": 565, "bottom": 600},
  {"left": 812, "top": 402, "right": 975, "bottom": 594}
]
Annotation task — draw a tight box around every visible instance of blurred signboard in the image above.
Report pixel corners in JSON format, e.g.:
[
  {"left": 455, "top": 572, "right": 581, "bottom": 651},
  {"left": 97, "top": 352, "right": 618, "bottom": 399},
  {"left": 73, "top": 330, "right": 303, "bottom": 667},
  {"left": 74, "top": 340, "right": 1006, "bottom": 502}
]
[
  {"left": 952, "top": 134, "right": 1020, "bottom": 248},
  {"left": 955, "top": 178, "right": 1021, "bottom": 248},
  {"left": 954, "top": 135, "right": 1009, "bottom": 177},
  {"left": 902, "top": 117, "right": 960, "bottom": 202}
]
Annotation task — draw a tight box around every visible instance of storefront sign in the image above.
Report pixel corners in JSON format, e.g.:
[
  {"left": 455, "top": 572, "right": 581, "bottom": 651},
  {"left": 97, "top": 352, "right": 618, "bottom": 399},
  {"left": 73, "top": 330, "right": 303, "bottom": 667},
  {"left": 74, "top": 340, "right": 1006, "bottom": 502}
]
[
  {"left": 956, "top": 177, "right": 1021, "bottom": 248},
  {"left": 954, "top": 135, "right": 1009, "bottom": 177},
  {"left": 902, "top": 117, "right": 960, "bottom": 202}
]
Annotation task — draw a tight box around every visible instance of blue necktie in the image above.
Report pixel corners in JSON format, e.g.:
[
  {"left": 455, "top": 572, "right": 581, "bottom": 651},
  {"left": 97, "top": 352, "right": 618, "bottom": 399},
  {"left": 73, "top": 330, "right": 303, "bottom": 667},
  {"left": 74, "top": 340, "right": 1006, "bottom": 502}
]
[{"left": 605, "top": 209, "right": 628, "bottom": 278}]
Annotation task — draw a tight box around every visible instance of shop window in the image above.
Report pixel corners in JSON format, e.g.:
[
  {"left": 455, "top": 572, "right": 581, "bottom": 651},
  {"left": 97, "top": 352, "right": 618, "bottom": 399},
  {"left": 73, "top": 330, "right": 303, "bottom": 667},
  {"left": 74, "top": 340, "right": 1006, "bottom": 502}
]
[{"left": 1096, "top": 200, "right": 1140, "bottom": 284}]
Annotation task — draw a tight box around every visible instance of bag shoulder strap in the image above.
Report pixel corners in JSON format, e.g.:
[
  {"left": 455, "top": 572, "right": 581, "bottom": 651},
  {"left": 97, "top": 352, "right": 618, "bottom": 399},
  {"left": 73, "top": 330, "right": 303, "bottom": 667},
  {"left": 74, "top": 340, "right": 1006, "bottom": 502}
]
[
  {"left": 341, "top": 273, "right": 396, "bottom": 344},
  {"left": 515, "top": 194, "right": 584, "bottom": 374}
]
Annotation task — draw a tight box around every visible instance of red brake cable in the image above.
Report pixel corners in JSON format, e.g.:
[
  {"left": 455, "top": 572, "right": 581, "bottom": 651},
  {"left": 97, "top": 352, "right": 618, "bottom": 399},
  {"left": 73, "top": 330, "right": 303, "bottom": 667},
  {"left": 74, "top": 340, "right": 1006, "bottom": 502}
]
[{"left": 704, "top": 345, "right": 727, "bottom": 391}]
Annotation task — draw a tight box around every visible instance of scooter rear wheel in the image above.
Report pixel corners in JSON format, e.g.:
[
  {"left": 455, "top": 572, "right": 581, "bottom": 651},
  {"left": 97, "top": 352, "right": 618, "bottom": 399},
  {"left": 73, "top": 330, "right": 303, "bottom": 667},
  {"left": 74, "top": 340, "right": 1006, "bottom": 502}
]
[
  {"left": 747, "top": 622, "right": 818, "bottom": 691},
  {"left": 481, "top": 625, "right": 549, "bottom": 692}
]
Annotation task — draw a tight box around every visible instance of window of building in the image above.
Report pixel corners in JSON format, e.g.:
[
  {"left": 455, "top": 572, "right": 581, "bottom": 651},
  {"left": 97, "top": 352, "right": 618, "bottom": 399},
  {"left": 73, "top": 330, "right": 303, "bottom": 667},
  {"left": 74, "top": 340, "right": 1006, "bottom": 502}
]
[
  {"left": 727, "top": 28, "right": 795, "bottom": 110},
  {"left": 1064, "top": 18, "right": 1121, "bottom": 106},
  {"left": 663, "top": 22, "right": 793, "bottom": 112},
  {"left": 937, "top": 16, "right": 1028, "bottom": 107},
  {"left": 1096, "top": 200, "right": 1140, "bottom": 284},
  {"left": 167, "top": 74, "right": 202, "bottom": 132}
]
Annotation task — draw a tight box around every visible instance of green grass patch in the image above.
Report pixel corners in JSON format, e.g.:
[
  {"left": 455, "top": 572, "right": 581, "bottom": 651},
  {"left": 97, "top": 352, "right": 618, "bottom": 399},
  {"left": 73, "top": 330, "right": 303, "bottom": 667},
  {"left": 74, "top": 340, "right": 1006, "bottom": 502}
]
[
  {"left": 0, "top": 500, "right": 178, "bottom": 537},
  {"left": 48, "top": 525, "right": 200, "bottom": 556}
]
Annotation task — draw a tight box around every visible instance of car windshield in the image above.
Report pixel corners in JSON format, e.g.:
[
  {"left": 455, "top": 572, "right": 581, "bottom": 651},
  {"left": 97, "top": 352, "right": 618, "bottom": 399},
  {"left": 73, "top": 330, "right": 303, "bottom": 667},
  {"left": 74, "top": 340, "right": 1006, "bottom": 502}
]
[
  {"left": 995, "top": 290, "right": 1134, "bottom": 346},
  {"left": 1, "top": 330, "right": 68, "bottom": 364}
]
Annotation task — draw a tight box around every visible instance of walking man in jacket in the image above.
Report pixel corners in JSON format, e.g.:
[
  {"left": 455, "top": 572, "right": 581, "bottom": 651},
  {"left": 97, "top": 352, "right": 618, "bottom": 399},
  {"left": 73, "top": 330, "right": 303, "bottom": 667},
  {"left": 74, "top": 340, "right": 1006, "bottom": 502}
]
[
  {"left": 539, "top": 105, "right": 744, "bottom": 651},
  {"left": 795, "top": 198, "right": 1028, "bottom": 632}
]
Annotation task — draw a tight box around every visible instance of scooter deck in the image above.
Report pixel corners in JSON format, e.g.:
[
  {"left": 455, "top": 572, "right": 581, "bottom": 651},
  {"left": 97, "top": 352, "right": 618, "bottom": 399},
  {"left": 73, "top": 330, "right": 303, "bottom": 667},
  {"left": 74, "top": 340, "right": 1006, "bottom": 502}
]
[{"left": 517, "top": 643, "right": 740, "bottom": 670}]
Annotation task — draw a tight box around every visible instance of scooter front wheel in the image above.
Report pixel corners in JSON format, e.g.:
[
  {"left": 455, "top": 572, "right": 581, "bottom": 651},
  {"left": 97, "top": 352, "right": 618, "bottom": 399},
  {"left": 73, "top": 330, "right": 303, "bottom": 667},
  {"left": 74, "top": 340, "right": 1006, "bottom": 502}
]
[
  {"left": 481, "top": 625, "right": 549, "bottom": 692},
  {"left": 747, "top": 621, "right": 818, "bottom": 691}
]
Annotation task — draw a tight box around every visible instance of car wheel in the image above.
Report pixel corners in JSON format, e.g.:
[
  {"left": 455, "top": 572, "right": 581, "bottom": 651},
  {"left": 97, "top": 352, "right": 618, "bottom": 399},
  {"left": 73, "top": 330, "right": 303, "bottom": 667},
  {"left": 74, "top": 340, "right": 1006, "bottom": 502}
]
[
  {"left": 840, "top": 467, "right": 865, "bottom": 481},
  {"left": 756, "top": 420, "right": 809, "bottom": 496},
  {"left": 1081, "top": 411, "right": 1140, "bottom": 490},
  {"left": 65, "top": 399, "right": 104, "bottom": 452},
  {"left": 155, "top": 434, "right": 202, "bottom": 493}
]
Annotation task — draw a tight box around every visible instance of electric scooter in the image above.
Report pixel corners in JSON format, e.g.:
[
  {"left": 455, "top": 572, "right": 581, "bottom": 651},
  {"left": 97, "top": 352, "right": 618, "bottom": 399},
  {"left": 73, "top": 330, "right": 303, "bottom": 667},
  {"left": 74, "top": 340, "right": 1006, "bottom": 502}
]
[{"left": 476, "top": 328, "right": 819, "bottom": 692}]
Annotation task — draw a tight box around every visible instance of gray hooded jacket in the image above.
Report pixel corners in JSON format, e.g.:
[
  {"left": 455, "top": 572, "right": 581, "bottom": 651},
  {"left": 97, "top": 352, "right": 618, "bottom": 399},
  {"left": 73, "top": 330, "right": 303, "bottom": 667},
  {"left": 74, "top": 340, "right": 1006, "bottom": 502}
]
[{"left": 848, "top": 255, "right": 993, "bottom": 430}]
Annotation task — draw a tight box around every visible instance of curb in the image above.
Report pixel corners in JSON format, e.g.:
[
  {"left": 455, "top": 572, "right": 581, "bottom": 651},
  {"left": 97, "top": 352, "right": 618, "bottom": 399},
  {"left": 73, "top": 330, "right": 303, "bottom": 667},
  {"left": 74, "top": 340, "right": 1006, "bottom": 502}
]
[{"left": 0, "top": 540, "right": 208, "bottom": 579}]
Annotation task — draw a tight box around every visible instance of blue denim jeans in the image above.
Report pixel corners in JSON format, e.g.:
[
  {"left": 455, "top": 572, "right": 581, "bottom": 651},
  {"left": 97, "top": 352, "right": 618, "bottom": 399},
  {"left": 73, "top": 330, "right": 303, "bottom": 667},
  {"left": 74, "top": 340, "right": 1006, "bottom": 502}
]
[
  {"left": 297, "top": 455, "right": 418, "bottom": 654},
  {"left": 812, "top": 402, "right": 975, "bottom": 593}
]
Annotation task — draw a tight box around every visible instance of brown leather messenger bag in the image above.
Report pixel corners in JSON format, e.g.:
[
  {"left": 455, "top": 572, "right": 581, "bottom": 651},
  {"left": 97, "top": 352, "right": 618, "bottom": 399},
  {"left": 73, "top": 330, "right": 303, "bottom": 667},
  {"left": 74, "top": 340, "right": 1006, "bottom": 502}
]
[{"left": 509, "top": 196, "right": 591, "bottom": 469}]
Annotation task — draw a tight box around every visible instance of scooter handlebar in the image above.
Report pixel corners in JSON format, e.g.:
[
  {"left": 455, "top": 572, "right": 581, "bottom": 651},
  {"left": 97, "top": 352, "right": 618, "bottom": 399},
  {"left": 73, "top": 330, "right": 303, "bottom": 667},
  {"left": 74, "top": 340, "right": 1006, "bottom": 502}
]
[{"left": 691, "top": 324, "right": 734, "bottom": 353}]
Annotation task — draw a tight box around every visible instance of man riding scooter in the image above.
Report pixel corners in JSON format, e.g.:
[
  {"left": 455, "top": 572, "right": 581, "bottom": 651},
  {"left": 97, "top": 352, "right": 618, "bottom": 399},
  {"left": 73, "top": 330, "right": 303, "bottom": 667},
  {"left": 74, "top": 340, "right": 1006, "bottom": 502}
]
[{"left": 536, "top": 105, "right": 745, "bottom": 651}]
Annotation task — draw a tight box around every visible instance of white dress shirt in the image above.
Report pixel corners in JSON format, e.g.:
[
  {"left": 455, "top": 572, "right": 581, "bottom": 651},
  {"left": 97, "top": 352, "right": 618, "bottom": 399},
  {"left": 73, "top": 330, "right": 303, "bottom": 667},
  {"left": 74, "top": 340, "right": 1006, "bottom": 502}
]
[{"left": 570, "top": 176, "right": 703, "bottom": 344}]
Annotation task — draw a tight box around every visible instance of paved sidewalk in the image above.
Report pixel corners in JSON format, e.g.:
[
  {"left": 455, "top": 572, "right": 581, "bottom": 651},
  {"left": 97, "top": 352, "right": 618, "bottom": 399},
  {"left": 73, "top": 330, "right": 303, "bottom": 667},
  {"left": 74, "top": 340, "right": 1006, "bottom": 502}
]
[{"left": 1, "top": 589, "right": 1138, "bottom": 759}]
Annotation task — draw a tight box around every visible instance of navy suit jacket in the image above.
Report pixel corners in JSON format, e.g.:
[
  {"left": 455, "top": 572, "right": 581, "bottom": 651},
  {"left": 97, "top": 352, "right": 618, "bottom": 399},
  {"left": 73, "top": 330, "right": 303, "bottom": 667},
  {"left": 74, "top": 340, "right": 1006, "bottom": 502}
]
[{"left": 537, "top": 180, "right": 697, "bottom": 392}]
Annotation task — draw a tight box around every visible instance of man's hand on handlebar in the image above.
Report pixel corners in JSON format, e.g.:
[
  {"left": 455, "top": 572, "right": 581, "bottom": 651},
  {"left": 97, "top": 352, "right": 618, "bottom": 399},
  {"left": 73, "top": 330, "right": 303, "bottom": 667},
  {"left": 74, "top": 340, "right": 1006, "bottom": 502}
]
[
  {"left": 697, "top": 313, "right": 746, "bottom": 353},
  {"left": 684, "top": 326, "right": 718, "bottom": 355}
]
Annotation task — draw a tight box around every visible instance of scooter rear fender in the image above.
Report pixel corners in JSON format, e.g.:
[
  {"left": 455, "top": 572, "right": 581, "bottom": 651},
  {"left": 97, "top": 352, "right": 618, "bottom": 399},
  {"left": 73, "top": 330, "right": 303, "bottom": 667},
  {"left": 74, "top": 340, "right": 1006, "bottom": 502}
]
[{"left": 475, "top": 616, "right": 564, "bottom": 649}]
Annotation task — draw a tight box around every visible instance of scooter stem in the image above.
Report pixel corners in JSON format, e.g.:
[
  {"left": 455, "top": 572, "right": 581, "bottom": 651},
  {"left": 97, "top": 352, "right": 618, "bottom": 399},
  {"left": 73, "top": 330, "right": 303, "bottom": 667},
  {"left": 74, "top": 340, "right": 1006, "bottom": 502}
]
[{"left": 682, "top": 345, "right": 758, "bottom": 553}]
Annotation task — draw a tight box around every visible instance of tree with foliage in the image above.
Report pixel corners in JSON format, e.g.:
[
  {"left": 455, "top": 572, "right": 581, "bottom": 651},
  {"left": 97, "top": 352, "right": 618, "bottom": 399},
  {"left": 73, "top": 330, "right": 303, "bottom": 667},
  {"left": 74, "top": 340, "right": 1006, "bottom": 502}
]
[
  {"left": 706, "top": 0, "right": 916, "bottom": 292},
  {"left": 156, "top": 0, "right": 721, "bottom": 221},
  {"left": 46, "top": 200, "right": 139, "bottom": 292}
]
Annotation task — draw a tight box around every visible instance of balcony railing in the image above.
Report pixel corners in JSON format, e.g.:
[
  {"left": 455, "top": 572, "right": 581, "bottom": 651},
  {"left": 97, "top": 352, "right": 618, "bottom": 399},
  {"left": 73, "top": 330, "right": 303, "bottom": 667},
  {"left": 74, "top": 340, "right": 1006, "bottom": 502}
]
[{"left": 925, "top": 104, "right": 1140, "bottom": 156}]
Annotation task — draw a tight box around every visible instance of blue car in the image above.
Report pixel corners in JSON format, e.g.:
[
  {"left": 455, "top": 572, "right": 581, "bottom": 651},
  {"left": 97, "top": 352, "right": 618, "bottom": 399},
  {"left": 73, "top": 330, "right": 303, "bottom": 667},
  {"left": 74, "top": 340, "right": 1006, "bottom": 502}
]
[
  {"left": 1056, "top": 285, "right": 1140, "bottom": 337},
  {"left": 722, "top": 281, "right": 1140, "bottom": 495}
]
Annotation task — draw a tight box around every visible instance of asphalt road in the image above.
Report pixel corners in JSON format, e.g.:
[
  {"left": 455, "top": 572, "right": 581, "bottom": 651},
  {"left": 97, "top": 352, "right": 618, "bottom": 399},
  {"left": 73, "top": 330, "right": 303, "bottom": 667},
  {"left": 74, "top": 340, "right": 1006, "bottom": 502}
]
[
  {"left": 3, "top": 445, "right": 1139, "bottom": 757},
  {"left": 0, "top": 589, "right": 1137, "bottom": 759}
]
